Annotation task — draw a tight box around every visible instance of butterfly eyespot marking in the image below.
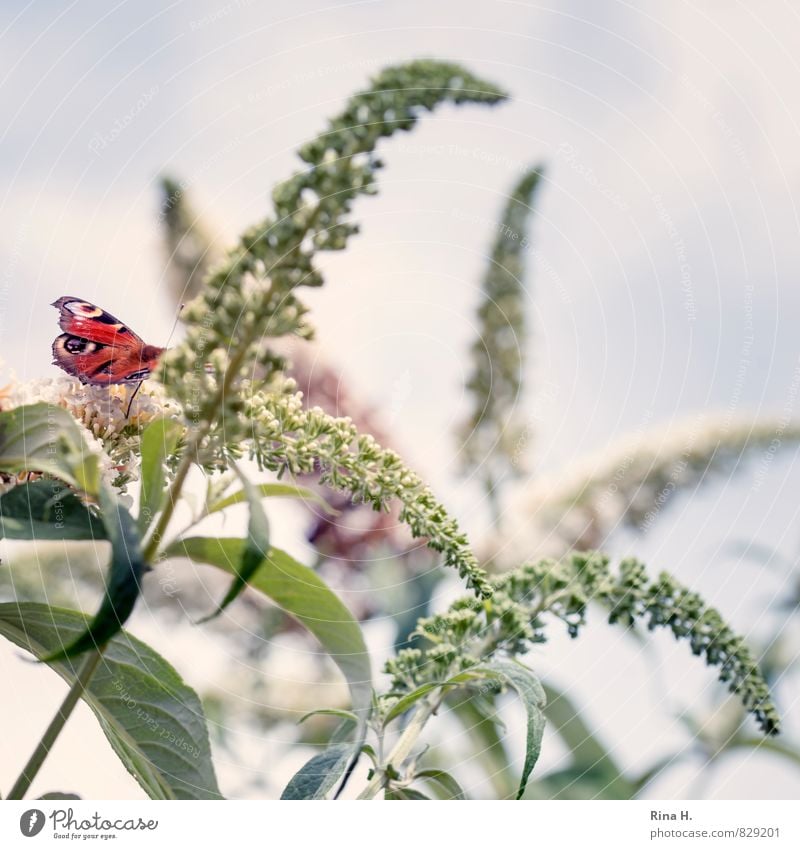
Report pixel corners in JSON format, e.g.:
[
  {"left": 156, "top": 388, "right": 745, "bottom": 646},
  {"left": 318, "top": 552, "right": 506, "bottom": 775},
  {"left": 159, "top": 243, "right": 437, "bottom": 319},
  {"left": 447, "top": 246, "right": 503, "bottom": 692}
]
[
  {"left": 63, "top": 337, "right": 100, "bottom": 355},
  {"left": 51, "top": 296, "right": 166, "bottom": 388},
  {"left": 64, "top": 301, "right": 104, "bottom": 318}
]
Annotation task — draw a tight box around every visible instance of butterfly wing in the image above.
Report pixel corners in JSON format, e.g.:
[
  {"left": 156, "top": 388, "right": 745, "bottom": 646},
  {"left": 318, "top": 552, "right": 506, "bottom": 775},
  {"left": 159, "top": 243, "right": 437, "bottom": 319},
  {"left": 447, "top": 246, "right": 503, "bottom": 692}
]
[{"left": 51, "top": 297, "right": 164, "bottom": 385}]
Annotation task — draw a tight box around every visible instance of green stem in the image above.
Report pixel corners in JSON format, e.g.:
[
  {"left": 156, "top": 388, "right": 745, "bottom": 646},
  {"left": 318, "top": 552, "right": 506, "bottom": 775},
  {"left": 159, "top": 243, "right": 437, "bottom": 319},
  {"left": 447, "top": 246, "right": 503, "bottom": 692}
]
[
  {"left": 6, "top": 346, "right": 249, "bottom": 801},
  {"left": 143, "top": 436, "right": 201, "bottom": 562},
  {"left": 9, "top": 187, "right": 321, "bottom": 802},
  {"left": 357, "top": 696, "right": 441, "bottom": 800},
  {"left": 7, "top": 648, "right": 105, "bottom": 800},
  {"left": 6, "top": 360, "right": 232, "bottom": 800},
  {"left": 145, "top": 343, "right": 251, "bottom": 562}
]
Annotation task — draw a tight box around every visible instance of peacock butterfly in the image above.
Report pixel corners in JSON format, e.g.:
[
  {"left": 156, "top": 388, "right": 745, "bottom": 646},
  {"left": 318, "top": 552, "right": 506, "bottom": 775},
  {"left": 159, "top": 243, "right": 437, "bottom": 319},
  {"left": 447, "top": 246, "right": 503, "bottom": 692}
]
[{"left": 51, "top": 296, "right": 165, "bottom": 386}]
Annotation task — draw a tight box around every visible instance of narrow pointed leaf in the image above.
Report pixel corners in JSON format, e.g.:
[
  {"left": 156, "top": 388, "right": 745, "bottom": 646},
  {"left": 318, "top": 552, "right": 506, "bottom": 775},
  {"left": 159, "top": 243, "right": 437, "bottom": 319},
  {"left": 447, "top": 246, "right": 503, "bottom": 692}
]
[
  {"left": 164, "top": 536, "right": 372, "bottom": 729},
  {"left": 331, "top": 718, "right": 359, "bottom": 745},
  {"left": 138, "top": 418, "right": 183, "bottom": 532},
  {"left": 298, "top": 708, "right": 360, "bottom": 726},
  {"left": 449, "top": 693, "right": 516, "bottom": 799},
  {"left": 531, "top": 682, "right": 644, "bottom": 797},
  {"left": 0, "top": 404, "right": 100, "bottom": 495},
  {"left": 385, "top": 787, "right": 431, "bottom": 800},
  {"left": 479, "top": 660, "right": 546, "bottom": 799},
  {"left": 0, "top": 479, "right": 107, "bottom": 541},
  {"left": 416, "top": 769, "right": 466, "bottom": 800},
  {"left": 202, "top": 465, "right": 270, "bottom": 620},
  {"left": 280, "top": 742, "right": 352, "bottom": 800},
  {"left": 208, "top": 482, "right": 337, "bottom": 516},
  {"left": 383, "top": 682, "right": 454, "bottom": 726},
  {"left": 527, "top": 764, "right": 637, "bottom": 800},
  {"left": 0, "top": 603, "right": 221, "bottom": 799},
  {"left": 42, "top": 487, "right": 145, "bottom": 662},
  {"left": 542, "top": 682, "right": 622, "bottom": 772}
]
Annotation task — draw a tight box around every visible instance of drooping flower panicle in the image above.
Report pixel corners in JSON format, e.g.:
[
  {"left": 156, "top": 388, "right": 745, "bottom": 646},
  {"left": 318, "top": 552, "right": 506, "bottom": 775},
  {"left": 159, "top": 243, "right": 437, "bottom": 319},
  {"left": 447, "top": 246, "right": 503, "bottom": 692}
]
[
  {"left": 159, "top": 62, "right": 507, "bottom": 418},
  {"left": 385, "top": 552, "right": 780, "bottom": 735},
  {"left": 155, "top": 61, "right": 507, "bottom": 596},
  {"left": 243, "top": 386, "right": 494, "bottom": 598}
]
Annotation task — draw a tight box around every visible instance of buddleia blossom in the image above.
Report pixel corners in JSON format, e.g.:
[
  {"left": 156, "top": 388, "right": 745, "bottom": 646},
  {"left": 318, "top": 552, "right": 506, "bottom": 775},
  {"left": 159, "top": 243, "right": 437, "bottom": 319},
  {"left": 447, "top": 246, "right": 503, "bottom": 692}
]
[
  {"left": 155, "top": 174, "right": 416, "bottom": 578},
  {"left": 492, "top": 413, "right": 800, "bottom": 563},
  {"left": 158, "top": 61, "right": 507, "bottom": 420},
  {"left": 458, "top": 167, "right": 544, "bottom": 484},
  {"left": 0, "top": 374, "right": 182, "bottom": 489},
  {"left": 156, "top": 171, "right": 410, "bottom": 569},
  {"left": 284, "top": 344, "right": 416, "bottom": 565},
  {"left": 241, "top": 385, "right": 494, "bottom": 598},
  {"left": 154, "top": 62, "right": 506, "bottom": 597},
  {"left": 159, "top": 175, "right": 219, "bottom": 304},
  {"left": 385, "top": 552, "right": 780, "bottom": 735}
]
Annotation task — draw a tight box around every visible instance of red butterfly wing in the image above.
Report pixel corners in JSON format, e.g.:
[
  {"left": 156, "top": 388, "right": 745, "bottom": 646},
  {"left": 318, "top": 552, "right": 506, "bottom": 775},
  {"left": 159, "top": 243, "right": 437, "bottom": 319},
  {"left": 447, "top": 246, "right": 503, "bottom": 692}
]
[
  {"left": 52, "top": 296, "right": 144, "bottom": 349},
  {"left": 51, "top": 297, "right": 164, "bottom": 386}
]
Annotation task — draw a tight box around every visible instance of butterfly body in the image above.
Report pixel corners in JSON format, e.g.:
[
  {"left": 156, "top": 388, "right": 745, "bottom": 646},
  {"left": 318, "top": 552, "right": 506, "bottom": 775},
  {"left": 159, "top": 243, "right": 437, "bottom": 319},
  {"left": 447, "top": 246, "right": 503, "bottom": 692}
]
[{"left": 51, "top": 297, "right": 165, "bottom": 385}]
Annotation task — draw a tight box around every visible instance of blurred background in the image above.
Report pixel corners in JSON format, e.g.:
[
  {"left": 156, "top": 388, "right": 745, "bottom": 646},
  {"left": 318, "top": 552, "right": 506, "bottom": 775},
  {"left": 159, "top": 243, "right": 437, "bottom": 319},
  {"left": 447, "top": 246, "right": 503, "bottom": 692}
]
[{"left": 1, "top": 0, "right": 800, "bottom": 799}]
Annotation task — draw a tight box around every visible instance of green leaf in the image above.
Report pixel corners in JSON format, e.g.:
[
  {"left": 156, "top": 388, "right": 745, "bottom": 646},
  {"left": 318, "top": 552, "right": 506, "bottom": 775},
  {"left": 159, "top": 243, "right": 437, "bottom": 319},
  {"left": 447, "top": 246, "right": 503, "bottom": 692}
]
[
  {"left": 480, "top": 660, "right": 546, "bottom": 800},
  {"left": 208, "top": 482, "right": 337, "bottom": 516},
  {"left": 527, "top": 764, "right": 637, "bottom": 800},
  {"left": 526, "top": 687, "right": 637, "bottom": 798},
  {"left": 280, "top": 742, "right": 352, "bottom": 800},
  {"left": 201, "top": 465, "right": 271, "bottom": 620},
  {"left": 449, "top": 694, "right": 516, "bottom": 799},
  {"left": 360, "top": 743, "right": 379, "bottom": 766},
  {"left": 0, "top": 479, "right": 107, "bottom": 541},
  {"left": 42, "top": 487, "right": 145, "bottom": 662},
  {"left": 385, "top": 787, "right": 431, "bottom": 800},
  {"left": 383, "top": 682, "right": 454, "bottom": 726},
  {"left": 631, "top": 753, "right": 684, "bottom": 797},
  {"left": 164, "top": 536, "right": 372, "bottom": 736},
  {"left": 445, "top": 667, "right": 504, "bottom": 685},
  {"left": 138, "top": 418, "right": 183, "bottom": 533},
  {"left": 0, "top": 603, "right": 221, "bottom": 799},
  {"left": 542, "top": 682, "right": 623, "bottom": 774},
  {"left": 0, "top": 404, "right": 100, "bottom": 495},
  {"left": 331, "top": 717, "right": 359, "bottom": 746},
  {"left": 299, "top": 708, "right": 360, "bottom": 726},
  {"left": 416, "top": 768, "right": 466, "bottom": 800}
]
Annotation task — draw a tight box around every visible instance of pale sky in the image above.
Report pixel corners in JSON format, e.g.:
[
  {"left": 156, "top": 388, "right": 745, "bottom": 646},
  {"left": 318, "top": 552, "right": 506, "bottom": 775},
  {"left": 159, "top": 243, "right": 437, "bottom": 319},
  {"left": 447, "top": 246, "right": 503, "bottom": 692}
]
[{"left": 1, "top": 0, "right": 800, "bottom": 800}]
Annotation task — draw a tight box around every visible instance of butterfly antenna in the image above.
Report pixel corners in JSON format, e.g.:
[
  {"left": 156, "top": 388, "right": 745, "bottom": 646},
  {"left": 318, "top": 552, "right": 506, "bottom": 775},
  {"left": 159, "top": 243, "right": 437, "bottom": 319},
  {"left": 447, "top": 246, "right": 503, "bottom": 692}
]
[
  {"left": 164, "top": 303, "right": 185, "bottom": 348},
  {"left": 125, "top": 304, "right": 184, "bottom": 419}
]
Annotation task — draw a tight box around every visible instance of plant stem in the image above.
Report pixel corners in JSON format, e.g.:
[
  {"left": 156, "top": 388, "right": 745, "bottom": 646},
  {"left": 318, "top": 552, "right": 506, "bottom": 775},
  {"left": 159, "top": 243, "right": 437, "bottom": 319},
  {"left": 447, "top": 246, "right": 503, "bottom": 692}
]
[
  {"left": 144, "top": 343, "right": 254, "bottom": 562},
  {"left": 8, "top": 318, "right": 256, "bottom": 800},
  {"left": 143, "top": 436, "right": 200, "bottom": 561},
  {"left": 7, "top": 358, "right": 235, "bottom": 800},
  {"left": 356, "top": 696, "right": 441, "bottom": 800},
  {"left": 7, "top": 648, "right": 105, "bottom": 800}
]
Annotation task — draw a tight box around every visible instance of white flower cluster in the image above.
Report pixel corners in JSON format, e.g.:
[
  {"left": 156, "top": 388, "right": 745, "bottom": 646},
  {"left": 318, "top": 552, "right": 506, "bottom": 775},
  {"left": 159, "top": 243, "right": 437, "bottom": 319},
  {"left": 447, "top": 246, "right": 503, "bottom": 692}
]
[{"left": 1, "top": 372, "right": 182, "bottom": 491}]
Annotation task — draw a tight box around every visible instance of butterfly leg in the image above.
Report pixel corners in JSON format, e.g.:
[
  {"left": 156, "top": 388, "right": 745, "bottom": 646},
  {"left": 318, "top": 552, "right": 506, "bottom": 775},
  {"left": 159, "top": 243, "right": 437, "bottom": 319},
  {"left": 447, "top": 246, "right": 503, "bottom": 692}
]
[{"left": 124, "top": 380, "right": 145, "bottom": 419}]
